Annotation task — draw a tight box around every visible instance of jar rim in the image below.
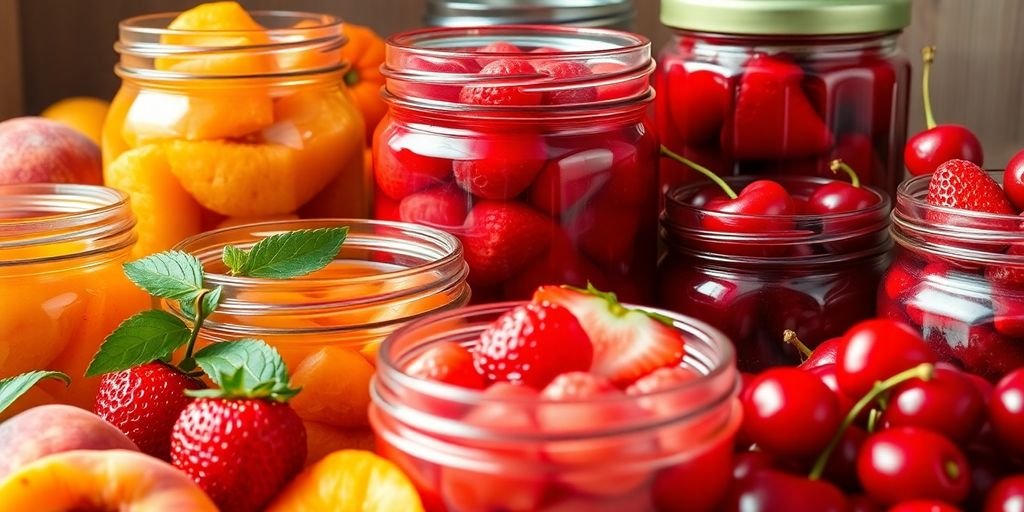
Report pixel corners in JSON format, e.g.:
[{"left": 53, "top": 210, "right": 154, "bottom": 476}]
[
  {"left": 118, "top": 10, "right": 344, "bottom": 38},
  {"left": 386, "top": 24, "right": 649, "bottom": 59}
]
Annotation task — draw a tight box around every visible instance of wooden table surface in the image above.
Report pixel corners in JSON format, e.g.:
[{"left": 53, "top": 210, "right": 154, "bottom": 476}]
[{"left": 2, "top": 0, "right": 1022, "bottom": 166}]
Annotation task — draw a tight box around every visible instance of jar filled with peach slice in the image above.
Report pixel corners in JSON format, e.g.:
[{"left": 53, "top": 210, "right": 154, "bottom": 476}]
[
  {"left": 161, "top": 219, "right": 470, "bottom": 464},
  {"left": 105, "top": 2, "right": 368, "bottom": 256},
  {"left": 0, "top": 184, "right": 148, "bottom": 416}
]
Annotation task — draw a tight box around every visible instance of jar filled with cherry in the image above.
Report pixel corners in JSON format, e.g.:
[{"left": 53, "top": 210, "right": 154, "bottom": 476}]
[
  {"left": 373, "top": 26, "right": 658, "bottom": 304},
  {"left": 655, "top": 0, "right": 911, "bottom": 199}
]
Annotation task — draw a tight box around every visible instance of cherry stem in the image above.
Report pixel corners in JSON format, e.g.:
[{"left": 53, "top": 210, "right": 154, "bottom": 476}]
[
  {"left": 829, "top": 159, "right": 861, "bottom": 188},
  {"left": 783, "top": 330, "right": 813, "bottom": 361},
  {"left": 921, "top": 45, "right": 937, "bottom": 130},
  {"left": 808, "top": 363, "right": 935, "bottom": 480},
  {"left": 866, "top": 408, "right": 882, "bottom": 433},
  {"left": 660, "top": 145, "right": 738, "bottom": 199}
]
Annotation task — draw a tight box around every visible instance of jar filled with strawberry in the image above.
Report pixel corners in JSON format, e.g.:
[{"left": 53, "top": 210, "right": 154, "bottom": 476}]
[
  {"left": 655, "top": 0, "right": 911, "bottom": 199},
  {"left": 880, "top": 158, "right": 1024, "bottom": 381},
  {"left": 370, "top": 285, "right": 741, "bottom": 512},
  {"left": 373, "top": 26, "right": 658, "bottom": 304},
  {"left": 657, "top": 158, "right": 891, "bottom": 372}
]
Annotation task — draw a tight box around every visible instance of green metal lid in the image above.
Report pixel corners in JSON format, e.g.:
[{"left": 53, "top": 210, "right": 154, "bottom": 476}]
[{"left": 661, "top": 0, "right": 911, "bottom": 36}]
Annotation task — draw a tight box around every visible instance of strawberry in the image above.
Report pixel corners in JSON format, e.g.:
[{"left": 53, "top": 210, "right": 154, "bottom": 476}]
[
  {"left": 459, "top": 201, "right": 553, "bottom": 286},
  {"left": 665, "top": 65, "right": 731, "bottom": 146},
  {"left": 502, "top": 228, "right": 607, "bottom": 300},
  {"left": 476, "top": 41, "right": 522, "bottom": 67},
  {"left": 533, "top": 284, "right": 686, "bottom": 385},
  {"left": 536, "top": 60, "right": 597, "bottom": 105},
  {"left": 565, "top": 200, "right": 643, "bottom": 267},
  {"left": 398, "top": 184, "right": 471, "bottom": 227},
  {"left": 452, "top": 133, "right": 546, "bottom": 200},
  {"left": 404, "top": 341, "right": 485, "bottom": 389},
  {"left": 459, "top": 59, "right": 542, "bottom": 106},
  {"left": 171, "top": 397, "right": 306, "bottom": 512},
  {"left": 723, "top": 53, "right": 833, "bottom": 159},
  {"left": 986, "top": 245, "right": 1024, "bottom": 289},
  {"left": 926, "top": 159, "right": 1015, "bottom": 215},
  {"left": 406, "top": 56, "right": 478, "bottom": 101},
  {"left": 374, "top": 127, "right": 453, "bottom": 200},
  {"left": 590, "top": 61, "right": 646, "bottom": 101},
  {"left": 473, "top": 302, "right": 593, "bottom": 389},
  {"left": 94, "top": 362, "right": 205, "bottom": 461},
  {"left": 528, "top": 148, "right": 613, "bottom": 216}
]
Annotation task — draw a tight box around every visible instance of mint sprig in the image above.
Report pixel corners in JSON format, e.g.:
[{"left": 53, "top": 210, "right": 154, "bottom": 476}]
[
  {"left": 86, "top": 311, "right": 191, "bottom": 376},
  {"left": 123, "top": 251, "right": 204, "bottom": 301},
  {"left": 187, "top": 339, "right": 299, "bottom": 401},
  {"left": 0, "top": 371, "right": 70, "bottom": 414},
  {"left": 224, "top": 227, "right": 348, "bottom": 278}
]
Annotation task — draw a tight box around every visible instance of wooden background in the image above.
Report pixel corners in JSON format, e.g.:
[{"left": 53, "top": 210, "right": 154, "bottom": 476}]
[{"left": 2, "top": 0, "right": 1022, "bottom": 166}]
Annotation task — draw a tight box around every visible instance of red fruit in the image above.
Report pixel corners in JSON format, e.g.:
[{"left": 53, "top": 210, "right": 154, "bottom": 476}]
[
  {"left": 835, "top": 319, "right": 936, "bottom": 399},
  {"left": 926, "top": 159, "right": 1014, "bottom": 215},
  {"left": 905, "top": 126, "right": 984, "bottom": 177},
  {"left": 373, "top": 132, "right": 453, "bottom": 200},
  {"left": 171, "top": 398, "right": 306, "bottom": 512},
  {"left": 590, "top": 61, "right": 646, "bottom": 101},
  {"left": 529, "top": 139, "right": 646, "bottom": 216},
  {"left": 880, "top": 366, "right": 986, "bottom": 445},
  {"left": 452, "top": 133, "right": 546, "bottom": 200},
  {"left": 373, "top": 187, "right": 401, "bottom": 221},
  {"left": 857, "top": 427, "right": 970, "bottom": 506},
  {"left": 801, "top": 337, "right": 842, "bottom": 369},
  {"left": 398, "top": 185, "right": 470, "bottom": 228},
  {"left": 460, "top": 201, "right": 553, "bottom": 286},
  {"left": 533, "top": 285, "right": 685, "bottom": 385},
  {"left": 985, "top": 476, "right": 1024, "bottom": 512},
  {"left": 702, "top": 179, "right": 798, "bottom": 257},
  {"left": 626, "top": 366, "right": 702, "bottom": 420},
  {"left": 806, "top": 363, "right": 858, "bottom": 418},
  {"left": 821, "top": 426, "right": 868, "bottom": 491},
  {"left": 948, "top": 326, "right": 1024, "bottom": 382},
  {"left": 806, "top": 181, "right": 878, "bottom": 214},
  {"left": 652, "top": 436, "right": 736, "bottom": 512},
  {"left": 536, "top": 60, "right": 596, "bottom": 105},
  {"left": 720, "top": 469, "right": 849, "bottom": 512},
  {"left": 404, "top": 341, "right": 485, "bottom": 389},
  {"left": 473, "top": 302, "right": 593, "bottom": 388},
  {"left": 883, "top": 257, "right": 918, "bottom": 302},
  {"left": 985, "top": 244, "right": 1024, "bottom": 289},
  {"left": 889, "top": 501, "right": 964, "bottom": 512},
  {"left": 502, "top": 228, "right": 605, "bottom": 300},
  {"left": 1002, "top": 149, "right": 1024, "bottom": 211},
  {"left": 565, "top": 200, "right": 644, "bottom": 267},
  {"left": 459, "top": 59, "right": 542, "bottom": 106},
  {"left": 989, "top": 368, "right": 1024, "bottom": 456},
  {"left": 665, "top": 65, "right": 730, "bottom": 146},
  {"left": 405, "top": 56, "right": 477, "bottom": 102},
  {"left": 94, "top": 362, "right": 205, "bottom": 461},
  {"left": 831, "top": 133, "right": 881, "bottom": 187},
  {"left": 740, "top": 367, "right": 841, "bottom": 457},
  {"left": 476, "top": 41, "right": 522, "bottom": 66},
  {"left": 724, "top": 54, "right": 833, "bottom": 160}
]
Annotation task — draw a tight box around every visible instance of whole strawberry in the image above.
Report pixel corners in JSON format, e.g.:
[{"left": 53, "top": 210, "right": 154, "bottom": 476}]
[
  {"left": 926, "top": 159, "right": 1015, "bottom": 215},
  {"left": 94, "top": 362, "right": 204, "bottom": 460}
]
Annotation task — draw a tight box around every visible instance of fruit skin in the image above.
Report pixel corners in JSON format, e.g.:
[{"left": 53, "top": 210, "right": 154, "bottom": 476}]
[
  {"left": 404, "top": 341, "right": 485, "bottom": 389},
  {"left": 41, "top": 96, "right": 109, "bottom": 145},
  {"left": 740, "top": 367, "right": 841, "bottom": 457},
  {"left": 339, "top": 23, "right": 387, "bottom": 140},
  {"left": 989, "top": 368, "right": 1024, "bottom": 457},
  {"left": 170, "top": 398, "right": 308, "bottom": 512},
  {"left": 452, "top": 133, "right": 546, "bottom": 200},
  {"left": 0, "top": 449, "right": 217, "bottom": 511},
  {"left": 372, "top": 128, "right": 453, "bottom": 200},
  {"left": 888, "top": 500, "right": 964, "bottom": 512},
  {"left": 458, "top": 59, "right": 542, "bottom": 106},
  {"left": 473, "top": 302, "right": 593, "bottom": 389},
  {"left": 856, "top": 427, "right": 970, "bottom": 506},
  {"left": 702, "top": 179, "right": 797, "bottom": 257},
  {"left": 905, "top": 125, "right": 984, "bottom": 177},
  {"left": 459, "top": 201, "right": 553, "bottom": 287},
  {"left": 94, "top": 362, "right": 205, "bottom": 461},
  {"left": 985, "top": 475, "right": 1024, "bottom": 512},
  {"left": 664, "top": 65, "right": 730, "bottom": 146},
  {"left": 536, "top": 60, "right": 597, "bottom": 105},
  {"left": 836, "top": 319, "right": 936, "bottom": 399},
  {"left": 719, "top": 469, "right": 849, "bottom": 512},
  {"left": 398, "top": 184, "right": 470, "bottom": 228},
  {"left": 926, "top": 159, "right": 1014, "bottom": 215},
  {"left": 1002, "top": 149, "right": 1024, "bottom": 211},
  {"left": 0, "top": 404, "right": 138, "bottom": 481},
  {"left": 880, "top": 366, "right": 985, "bottom": 445},
  {"left": 288, "top": 347, "right": 375, "bottom": 429},
  {"left": 0, "top": 117, "right": 102, "bottom": 185}
]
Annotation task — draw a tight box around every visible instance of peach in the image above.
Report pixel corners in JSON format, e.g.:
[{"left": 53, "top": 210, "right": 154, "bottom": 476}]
[
  {"left": 0, "top": 449, "right": 217, "bottom": 511},
  {"left": 0, "top": 117, "right": 102, "bottom": 185},
  {"left": 289, "top": 346, "right": 374, "bottom": 428},
  {"left": 0, "top": 404, "right": 138, "bottom": 480}
]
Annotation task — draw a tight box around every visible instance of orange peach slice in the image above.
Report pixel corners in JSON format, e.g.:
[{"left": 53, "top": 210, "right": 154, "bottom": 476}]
[
  {"left": 290, "top": 346, "right": 374, "bottom": 428},
  {"left": 122, "top": 89, "right": 274, "bottom": 144},
  {"left": 303, "top": 421, "right": 374, "bottom": 466},
  {"left": 155, "top": 1, "right": 277, "bottom": 76},
  {"left": 0, "top": 450, "right": 217, "bottom": 511},
  {"left": 0, "top": 284, "right": 82, "bottom": 376}
]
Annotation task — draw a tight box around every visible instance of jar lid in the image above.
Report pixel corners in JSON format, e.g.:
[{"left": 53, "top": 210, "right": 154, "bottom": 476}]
[
  {"left": 660, "top": 0, "right": 910, "bottom": 35},
  {"left": 425, "top": 0, "right": 634, "bottom": 28}
]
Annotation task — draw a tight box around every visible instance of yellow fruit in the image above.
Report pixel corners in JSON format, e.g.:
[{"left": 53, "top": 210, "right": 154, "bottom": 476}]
[
  {"left": 122, "top": 88, "right": 274, "bottom": 144},
  {"left": 0, "top": 283, "right": 83, "bottom": 377},
  {"left": 41, "top": 97, "right": 110, "bottom": 145},
  {"left": 266, "top": 450, "right": 425, "bottom": 512},
  {"left": 0, "top": 450, "right": 218, "bottom": 511},
  {"left": 289, "top": 347, "right": 374, "bottom": 428},
  {"left": 155, "top": 1, "right": 276, "bottom": 76},
  {"left": 104, "top": 144, "right": 202, "bottom": 256}
]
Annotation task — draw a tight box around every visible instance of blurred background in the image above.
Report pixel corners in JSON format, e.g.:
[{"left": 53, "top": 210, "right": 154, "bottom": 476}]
[{"left": 1, "top": 0, "right": 1021, "bottom": 165}]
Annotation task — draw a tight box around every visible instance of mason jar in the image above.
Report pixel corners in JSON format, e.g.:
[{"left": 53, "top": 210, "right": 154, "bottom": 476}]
[{"left": 425, "top": 0, "right": 635, "bottom": 30}]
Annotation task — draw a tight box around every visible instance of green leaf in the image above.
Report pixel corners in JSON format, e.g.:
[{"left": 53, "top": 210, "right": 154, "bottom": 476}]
[
  {"left": 0, "top": 371, "right": 70, "bottom": 414},
  {"left": 85, "top": 310, "right": 191, "bottom": 377},
  {"left": 191, "top": 339, "right": 299, "bottom": 401},
  {"left": 199, "top": 286, "right": 223, "bottom": 317},
  {"left": 122, "top": 251, "right": 204, "bottom": 301},
  {"left": 222, "top": 245, "right": 248, "bottom": 275},
  {"left": 237, "top": 227, "right": 348, "bottom": 279}
]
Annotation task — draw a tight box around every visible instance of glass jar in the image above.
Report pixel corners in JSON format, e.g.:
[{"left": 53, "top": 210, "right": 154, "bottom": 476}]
[
  {"left": 375, "top": 26, "right": 658, "bottom": 304},
  {"left": 658, "top": 176, "right": 891, "bottom": 372},
  {"left": 880, "top": 173, "right": 1024, "bottom": 381},
  {"left": 0, "top": 184, "right": 147, "bottom": 416},
  {"left": 655, "top": 0, "right": 911, "bottom": 199},
  {"left": 370, "top": 302, "right": 740, "bottom": 512},
  {"left": 424, "top": 0, "right": 635, "bottom": 30},
  {"left": 104, "top": 10, "right": 368, "bottom": 257},
  {"left": 162, "top": 219, "right": 470, "bottom": 464}
]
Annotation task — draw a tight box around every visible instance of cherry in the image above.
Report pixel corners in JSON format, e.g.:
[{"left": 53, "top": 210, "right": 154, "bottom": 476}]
[
  {"left": 1003, "top": 149, "right": 1024, "bottom": 211},
  {"left": 857, "top": 427, "right": 970, "bottom": 505},
  {"left": 888, "top": 501, "right": 964, "bottom": 512},
  {"left": 785, "top": 330, "right": 841, "bottom": 369},
  {"left": 741, "top": 367, "right": 841, "bottom": 457},
  {"left": 880, "top": 365, "right": 986, "bottom": 445},
  {"left": 965, "top": 445, "right": 1011, "bottom": 511},
  {"left": 719, "top": 469, "right": 848, "bottom": 512},
  {"left": 904, "top": 46, "right": 983, "bottom": 176},
  {"left": 835, "top": 319, "right": 937, "bottom": 399},
  {"left": 984, "top": 475, "right": 1024, "bottom": 512},
  {"left": 849, "top": 494, "right": 885, "bottom": 512},
  {"left": 732, "top": 451, "right": 776, "bottom": 481},
  {"left": 989, "top": 368, "right": 1024, "bottom": 457},
  {"left": 806, "top": 159, "right": 880, "bottom": 214},
  {"left": 818, "top": 425, "right": 868, "bottom": 491},
  {"left": 805, "top": 363, "right": 857, "bottom": 418}
]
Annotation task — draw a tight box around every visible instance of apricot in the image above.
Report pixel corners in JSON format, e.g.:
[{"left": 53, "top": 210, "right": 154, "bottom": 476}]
[
  {"left": 104, "top": 144, "right": 202, "bottom": 256},
  {"left": 0, "top": 449, "right": 217, "bottom": 511},
  {"left": 41, "top": 96, "right": 110, "bottom": 145},
  {"left": 0, "top": 405, "right": 138, "bottom": 480},
  {"left": 155, "top": 1, "right": 277, "bottom": 76},
  {"left": 122, "top": 88, "right": 275, "bottom": 144},
  {"left": 303, "top": 421, "right": 375, "bottom": 466},
  {"left": 290, "top": 346, "right": 374, "bottom": 428},
  {"left": 0, "top": 283, "right": 83, "bottom": 377},
  {"left": 0, "top": 117, "right": 102, "bottom": 185},
  {"left": 266, "top": 450, "right": 424, "bottom": 512}
]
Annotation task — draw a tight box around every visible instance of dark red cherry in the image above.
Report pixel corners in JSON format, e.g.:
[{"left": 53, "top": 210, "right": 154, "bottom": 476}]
[
  {"left": 880, "top": 366, "right": 986, "bottom": 445},
  {"left": 888, "top": 501, "right": 963, "bottom": 512},
  {"left": 719, "top": 470, "right": 848, "bottom": 512},
  {"left": 984, "top": 475, "right": 1024, "bottom": 512},
  {"left": 806, "top": 159, "right": 879, "bottom": 214},
  {"left": 857, "top": 427, "right": 970, "bottom": 505},
  {"left": 1002, "top": 149, "right": 1024, "bottom": 211},
  {"left": 836, "top": 319, "right": 937, "bottom": 399},
  {"left": 989, "top": 368, "right": 1024, "bottom": 457},
  {"left": 741, "top": 367, "right": 841, "bottom": 457}
]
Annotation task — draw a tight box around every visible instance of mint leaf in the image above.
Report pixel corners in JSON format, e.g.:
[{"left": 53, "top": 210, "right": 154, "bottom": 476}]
[
  {"left": 123, "top": 251, "right": 204, "bottom": 301},
  {"left": 222, "top": 245, "right": 248, "bottom": 275},
  {"left": 190, "top": 339, "right": 299, "bottom": 401},
  {"left": 0, "top": 371, "right": 70, "bottom": 414},
  {"left": 200, "top": 286, "right": 223, "bottom": 317},
  {"left": 237, "top": 227, "right": 347, "bottom": 279},
  {"left": 85, "top": 311, "right": 191, "bottom": 376}
]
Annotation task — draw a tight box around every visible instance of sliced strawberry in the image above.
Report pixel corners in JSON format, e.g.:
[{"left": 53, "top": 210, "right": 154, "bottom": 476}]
[
  {"left": 459, "top": 59, "right": 542, "bottom": 106},
  {"left": 536, "top": 60, "right": 597, "bottom": 105},
  {"left": 927, "top": 159, "right": 1015, "bottom": 215},
  {"left": 373, "top": 126, "right": 453, "bottom": 200},
  {"left": 404, "top": 341, "right": 485, "bottom": 389},
  {"left": 532, "top": 284, "right": 685, "bottom": 385},
  {"left": 398, "top": 184, "right": 470, "bottom": 228},
  {"left": 460, "top": 201, "right": 554, "bottom": 286},
  {"left": 452, "top": 133, "right": 546, "bottom": 200}
]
